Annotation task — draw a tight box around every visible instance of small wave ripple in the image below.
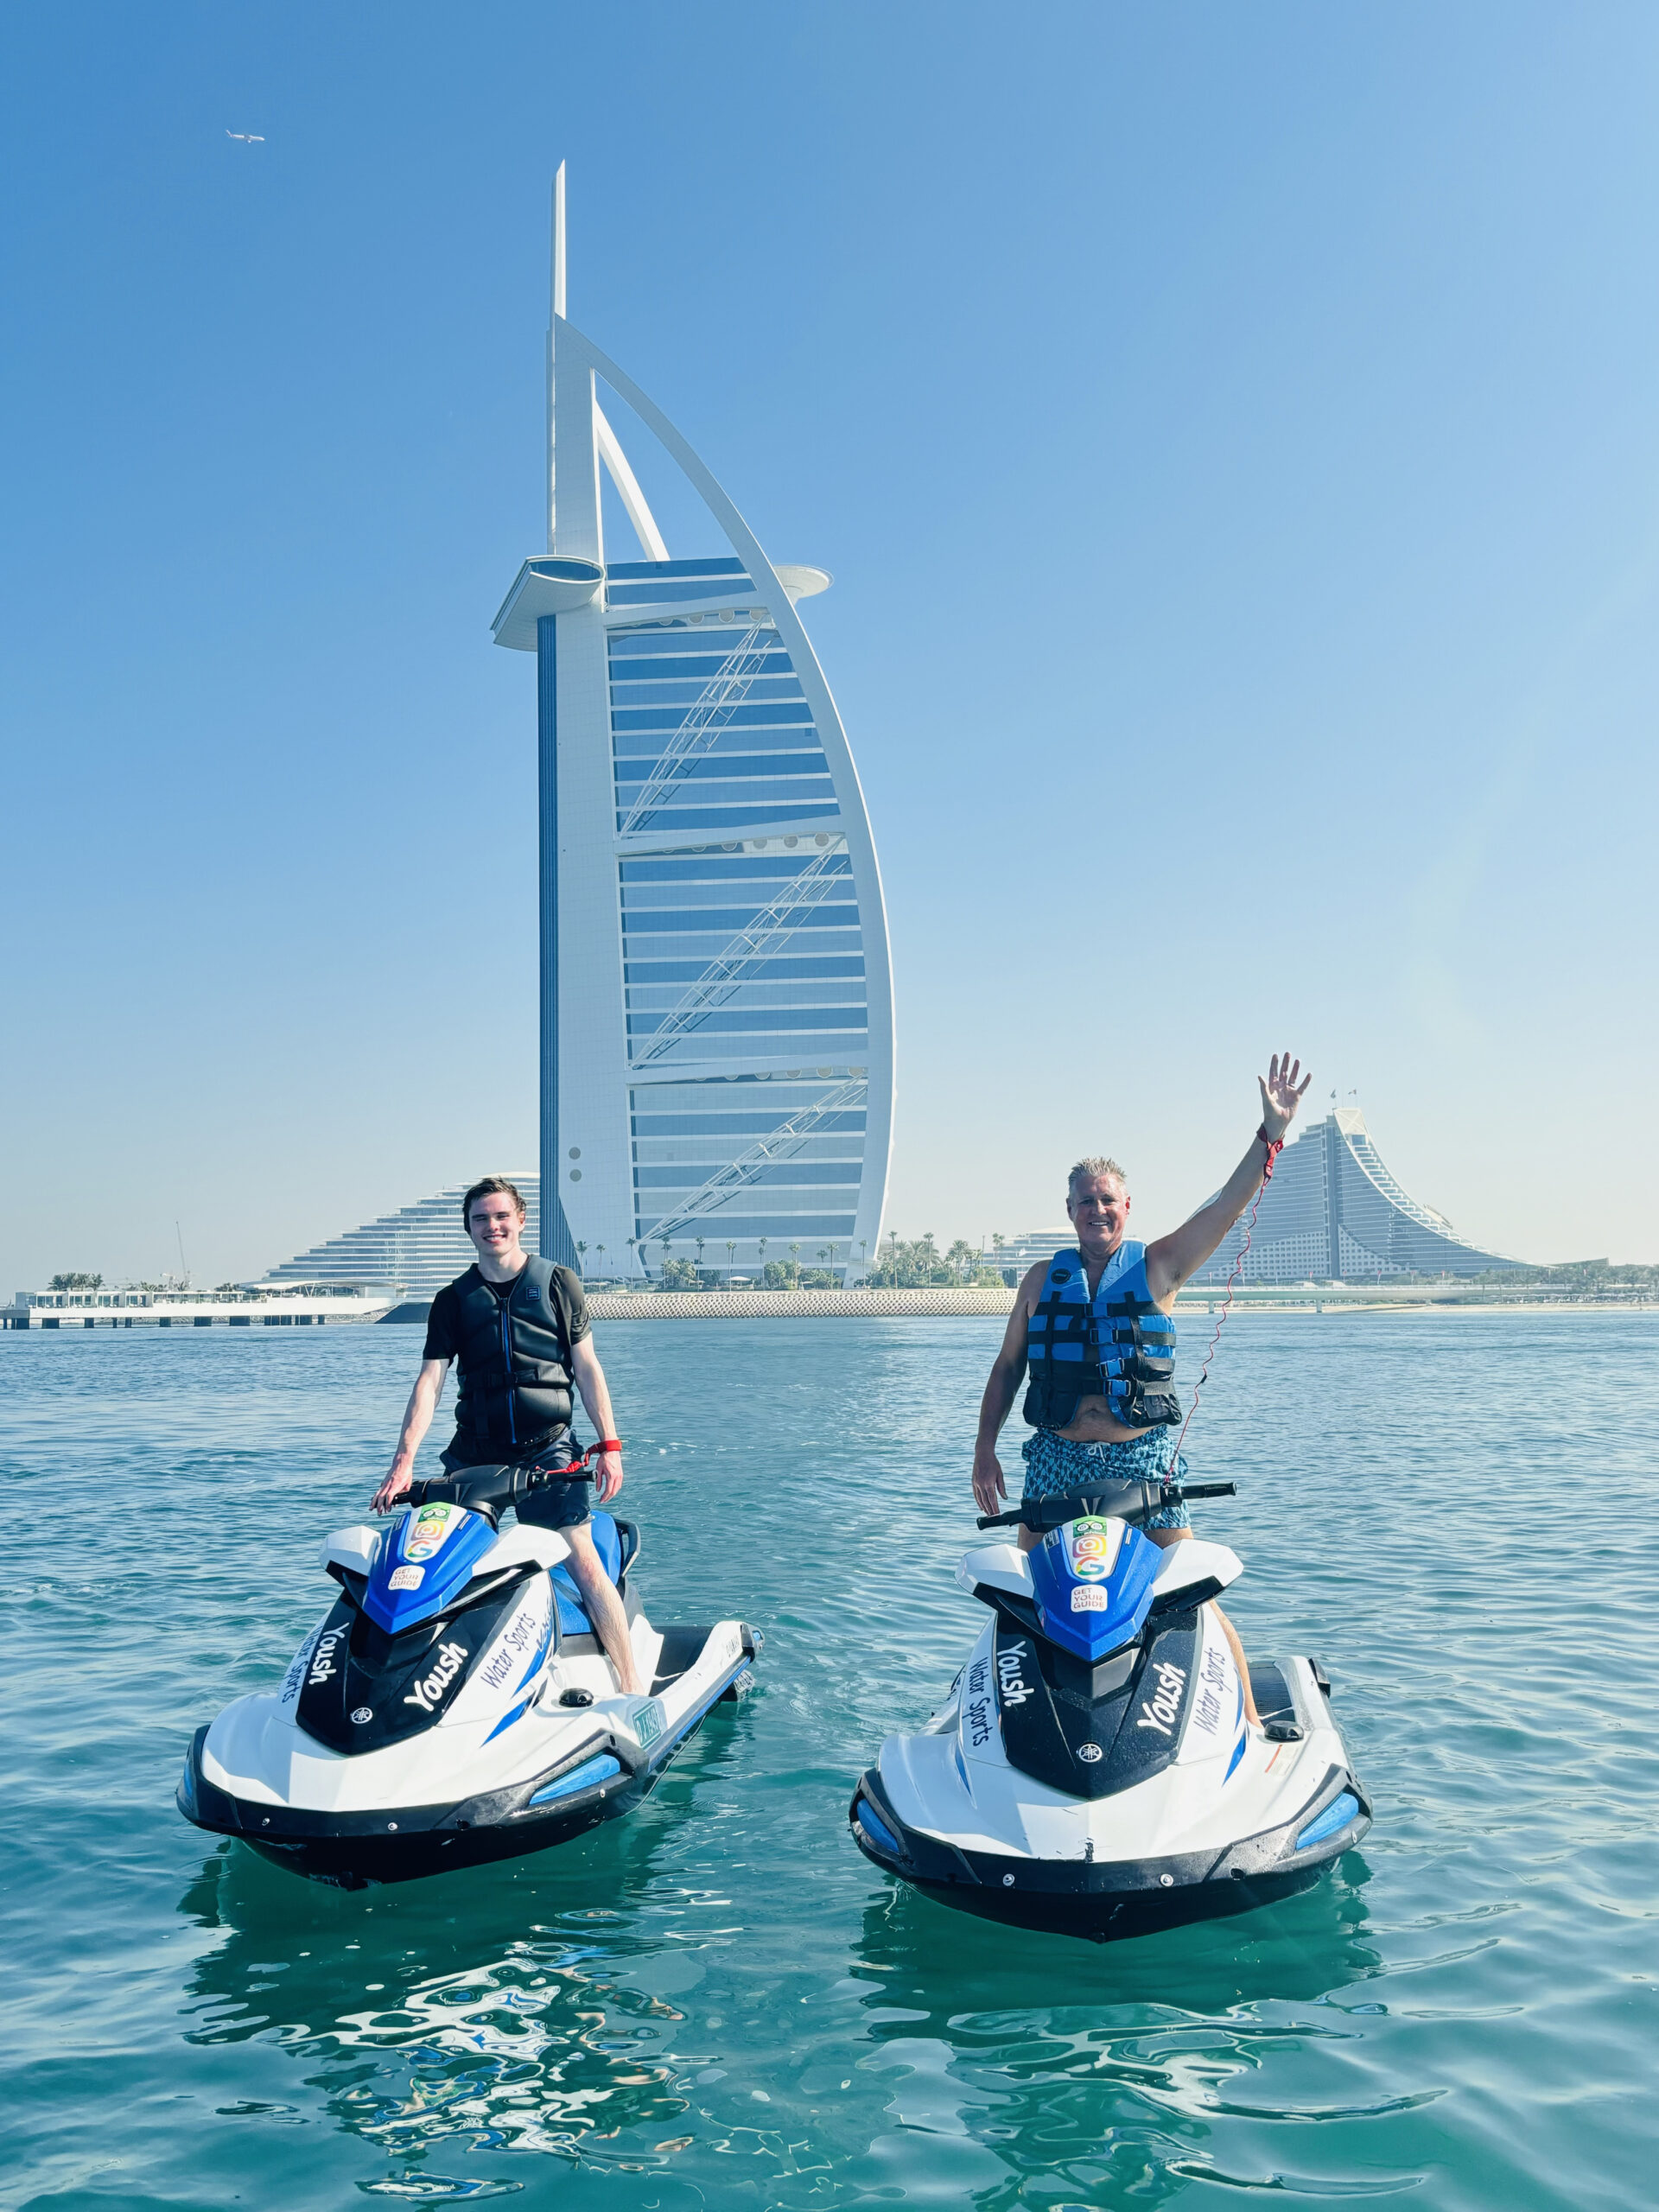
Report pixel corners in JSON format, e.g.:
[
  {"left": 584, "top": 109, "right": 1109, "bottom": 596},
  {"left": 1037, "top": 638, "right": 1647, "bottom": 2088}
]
[{"left": 2, "top": 1312, "right": 1655, "bottom": 2209}]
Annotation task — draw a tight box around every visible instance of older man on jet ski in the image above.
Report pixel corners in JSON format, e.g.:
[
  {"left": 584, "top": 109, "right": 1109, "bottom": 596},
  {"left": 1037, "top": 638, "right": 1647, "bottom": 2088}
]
[
  {"left": 371, "top": 1174, "right": 645, "bottom": 1696},
  {"left": 971, "top": 1053, "right": 1312, "bottom": 1730}
]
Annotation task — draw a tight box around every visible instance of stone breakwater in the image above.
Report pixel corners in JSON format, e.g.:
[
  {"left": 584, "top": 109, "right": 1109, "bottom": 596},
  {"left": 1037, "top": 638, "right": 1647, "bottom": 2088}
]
[{"left": 585, "top": 1287, "right": 1019, "bottom": 1320}]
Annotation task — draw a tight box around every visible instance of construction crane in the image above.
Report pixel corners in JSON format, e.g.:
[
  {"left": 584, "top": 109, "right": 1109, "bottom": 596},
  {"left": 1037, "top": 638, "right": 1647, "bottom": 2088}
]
[
  {"left": 618, "top": 625, "right": 774, "bottom": 836},
  {"left": 630, "top": 839, "right": 849, "bottom": 1071},
  {"left": 643, "top": 1077, "right": 867, "bottom": 1246}
]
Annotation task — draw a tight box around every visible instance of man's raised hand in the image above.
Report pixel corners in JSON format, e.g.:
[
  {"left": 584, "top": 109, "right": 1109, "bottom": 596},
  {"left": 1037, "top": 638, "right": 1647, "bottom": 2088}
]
[{"left": 1258, "top": 1051, "right": 1312, "bottom": 1142}]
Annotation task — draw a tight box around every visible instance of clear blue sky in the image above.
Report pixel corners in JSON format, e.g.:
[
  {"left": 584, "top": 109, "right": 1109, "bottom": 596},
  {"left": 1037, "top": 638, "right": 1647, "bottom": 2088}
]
[{"left": 3, "top": 3, "right": 1657, "bottom": 1289}]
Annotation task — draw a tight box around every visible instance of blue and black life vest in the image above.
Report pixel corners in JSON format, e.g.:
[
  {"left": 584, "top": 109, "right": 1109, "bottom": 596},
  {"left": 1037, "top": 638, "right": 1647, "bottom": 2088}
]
[
  {"left": 1022, "top": 1241, "right": 1180, "bottom": 1432},
  {"left": 451, "top": 1255, "right": 576, "bottom": 1450}
]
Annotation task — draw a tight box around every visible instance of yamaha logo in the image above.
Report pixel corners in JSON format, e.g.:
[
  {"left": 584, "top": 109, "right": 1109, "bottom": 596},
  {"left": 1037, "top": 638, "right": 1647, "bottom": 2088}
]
[
  {"left": 1077, "top": 1743, "right": 1103, "bottom": 1763},
  {"left": 351, "top": 1707, "right": 373, "bottom": 1725}
]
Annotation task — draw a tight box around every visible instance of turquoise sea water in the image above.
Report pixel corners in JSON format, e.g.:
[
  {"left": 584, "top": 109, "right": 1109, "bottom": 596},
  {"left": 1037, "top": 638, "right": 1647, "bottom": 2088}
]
[{"left": 3, "top": 1311, "right": 1656, "bottom": 2209}]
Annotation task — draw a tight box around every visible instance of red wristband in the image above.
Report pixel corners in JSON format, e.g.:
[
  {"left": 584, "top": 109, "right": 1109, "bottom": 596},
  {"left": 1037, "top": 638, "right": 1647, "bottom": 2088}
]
[{"left": 595, "top": 1438, "right": 623, "bottom": 1452}]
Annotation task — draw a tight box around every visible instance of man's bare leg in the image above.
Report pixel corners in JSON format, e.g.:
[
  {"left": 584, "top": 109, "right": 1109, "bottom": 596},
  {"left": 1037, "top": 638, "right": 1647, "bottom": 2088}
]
[{"left": 562, "top": 1523, "right": 645, "bottom": 1696}]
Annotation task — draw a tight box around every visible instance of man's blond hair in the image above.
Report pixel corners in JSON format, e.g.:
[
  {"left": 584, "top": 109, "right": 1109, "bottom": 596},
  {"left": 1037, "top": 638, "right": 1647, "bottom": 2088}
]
[{"left": 1067, "top": 1155, "right": 1128, "bottom": 1199}]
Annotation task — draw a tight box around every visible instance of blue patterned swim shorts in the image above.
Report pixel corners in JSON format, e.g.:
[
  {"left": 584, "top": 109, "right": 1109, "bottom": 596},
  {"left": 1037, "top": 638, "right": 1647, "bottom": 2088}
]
[{"left": 1020, "top": 1425, "right": 1192, "bottom": 1531}]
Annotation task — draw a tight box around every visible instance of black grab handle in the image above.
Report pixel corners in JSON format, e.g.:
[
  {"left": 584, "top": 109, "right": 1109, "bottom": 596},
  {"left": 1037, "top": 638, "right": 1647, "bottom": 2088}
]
[
  {"left": 974, "top": 1476, "right": 1237, "bottom": 1534},
  {"left": 404, "top": 1459, "right": 596, "bottom": 1520}
]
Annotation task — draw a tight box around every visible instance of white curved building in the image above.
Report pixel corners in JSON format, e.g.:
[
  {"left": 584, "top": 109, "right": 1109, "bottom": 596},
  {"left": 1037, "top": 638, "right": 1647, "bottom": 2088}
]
[
  {"left": 489, "top": 168, "right": 893, "bottom": 1282},
  {"left": 264, "top": 1179, "right": 541, "bottom": 1298},
  {"left": 1194, "top": 1107, "right": 1523, "bottom": 1283}
]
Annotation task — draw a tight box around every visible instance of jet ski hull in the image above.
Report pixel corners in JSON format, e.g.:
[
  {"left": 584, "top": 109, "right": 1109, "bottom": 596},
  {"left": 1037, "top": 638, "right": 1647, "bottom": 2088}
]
[
  {"left": 852, "top": 1570, "right": 1371, "bottom": 1941},
  {"left": 180, "top": 1718, "right": 658, "bottom": 1885},
  {"left": 180, "top": 1693, "right": 745, "bottom": 1888},
  {"left": 849, "top": 1748, "right": 1370, "bottom": 1938},
  {"left": 180, "top": 1484, "right": 762, "bottom": 1889},
  {"left": 181, "top": 1627, "right": 754, "bottom": 1888}
]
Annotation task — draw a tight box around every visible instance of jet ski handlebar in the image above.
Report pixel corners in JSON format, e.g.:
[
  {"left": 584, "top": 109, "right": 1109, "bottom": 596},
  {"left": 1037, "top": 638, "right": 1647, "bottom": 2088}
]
[
  {"left": 976, "top": 1477, "right": 1236, "bottom": 1533},
  {"left": 404, "top": 1452, "right": 597, "bottom": 1527}
]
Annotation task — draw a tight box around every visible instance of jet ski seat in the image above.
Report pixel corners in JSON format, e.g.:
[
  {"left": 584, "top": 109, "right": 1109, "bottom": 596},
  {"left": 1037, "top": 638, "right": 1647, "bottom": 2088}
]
[{"left": 549, "top": 1512, "right": 639, "bottom": 1643}]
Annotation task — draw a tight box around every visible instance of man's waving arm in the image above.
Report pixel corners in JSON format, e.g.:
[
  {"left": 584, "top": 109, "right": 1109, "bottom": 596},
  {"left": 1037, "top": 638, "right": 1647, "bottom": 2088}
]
[{"left": 1147, "top": 1052, "right": 1313, "bottom": 1302}]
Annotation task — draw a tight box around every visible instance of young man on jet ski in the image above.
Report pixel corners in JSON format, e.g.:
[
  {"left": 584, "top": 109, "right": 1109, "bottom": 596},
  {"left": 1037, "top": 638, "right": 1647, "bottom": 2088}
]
[
  {"left": 970, "top": 1052, "right": 1312, "bottom": 1730},
  {"left": 371, "top": 1175, "right": 645, "bottom": 1696}
]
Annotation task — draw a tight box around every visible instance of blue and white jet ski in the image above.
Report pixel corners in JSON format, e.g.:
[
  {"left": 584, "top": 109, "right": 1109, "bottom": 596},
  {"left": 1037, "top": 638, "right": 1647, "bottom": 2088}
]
[
  {"left": 179, "top": 1465, "right": 759, "bottom": 1888},
  {"left": 850, "top": 1477, "right": 1370, "bottom": 1936}
]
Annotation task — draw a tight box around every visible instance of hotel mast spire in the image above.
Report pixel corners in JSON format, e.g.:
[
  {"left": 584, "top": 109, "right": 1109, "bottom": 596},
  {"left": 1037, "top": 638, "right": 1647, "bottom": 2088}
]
[{"left": 547, "top": 162, "right": 566, "bottom": 553}]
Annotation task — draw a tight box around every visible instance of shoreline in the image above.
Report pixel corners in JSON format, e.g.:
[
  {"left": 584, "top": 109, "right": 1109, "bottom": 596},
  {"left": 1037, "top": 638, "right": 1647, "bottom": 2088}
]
[{"left": 579, "top": 1287, "right": 1659, "bottom": 1321}]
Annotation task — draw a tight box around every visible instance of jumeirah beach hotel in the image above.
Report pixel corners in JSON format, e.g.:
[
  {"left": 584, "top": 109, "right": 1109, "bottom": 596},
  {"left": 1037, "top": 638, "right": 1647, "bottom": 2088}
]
[{"left": 487, "top": 168, "right": 893, "bottom": 1280}]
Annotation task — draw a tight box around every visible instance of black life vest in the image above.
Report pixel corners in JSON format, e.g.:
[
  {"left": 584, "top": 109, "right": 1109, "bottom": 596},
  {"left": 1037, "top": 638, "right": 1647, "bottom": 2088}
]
[
  {"left": 1022, "top": 1241, "right": 1180, "bottom": 1432},
  {"left": 450, "top": 1256, "right": 575, "bottom": 1449}
]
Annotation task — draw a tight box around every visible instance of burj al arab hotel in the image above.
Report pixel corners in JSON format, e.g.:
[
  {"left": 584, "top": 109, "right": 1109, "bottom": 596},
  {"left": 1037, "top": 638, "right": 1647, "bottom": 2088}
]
[{"left": 489, "top": 168, "right": 893, "bottom": 1281}]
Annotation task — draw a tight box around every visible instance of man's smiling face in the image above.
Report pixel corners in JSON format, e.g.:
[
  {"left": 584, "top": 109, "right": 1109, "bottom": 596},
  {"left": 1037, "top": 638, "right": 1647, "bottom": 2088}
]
[
  {"left": 467, "top": 1192, "right": 525, "bottom": 1267},
  {"left": 1067, "top": 1170, "right": 1130, "bottom": 1254}
]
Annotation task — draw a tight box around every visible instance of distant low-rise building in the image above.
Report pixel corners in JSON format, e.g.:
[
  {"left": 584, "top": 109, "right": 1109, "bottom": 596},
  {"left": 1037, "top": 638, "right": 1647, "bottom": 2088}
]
[
  {"left": 4, "top": 1284, "right": 392, "bottom": 1328},
  {"left": 262, "top": 1178, "right": 543, "bottom": 1298},
  {"left": 979, "top": 1230, "right": 1074, "bottom": 1280}
]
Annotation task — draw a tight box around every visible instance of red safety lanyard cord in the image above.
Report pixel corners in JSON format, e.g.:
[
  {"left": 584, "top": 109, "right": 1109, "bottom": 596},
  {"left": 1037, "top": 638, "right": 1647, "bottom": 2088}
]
[
  {"left": 535, "top": 1438, "right": 622, "bottom": 1478},
  {"left": 1168, "top": 1125, "right": 1282, "bottom": 1469}
]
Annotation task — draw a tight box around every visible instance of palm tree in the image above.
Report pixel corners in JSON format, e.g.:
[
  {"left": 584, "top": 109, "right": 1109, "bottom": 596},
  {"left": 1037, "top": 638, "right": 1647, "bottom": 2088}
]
[
  {"left": 576, "top": 1239, "right": 588, "bottom": 1276},
  {"left": 758, "top": 1236, "right": 769, "bottom": 1281},
  {"left": 695, "top": 1235, "right": 706, "bottom": 1282},
  {"left": 858, "top": 1238, "right": 868, "bottom": 1283},
  {"left": 725, "top": 1239, "right": 736, "bottom": 1283},
  {"left": 626, "top": 1236, "right": 638, "bottom": 1277},
  {"left": 595, "top": 1243, "right": 606, "bottom": 1280}
]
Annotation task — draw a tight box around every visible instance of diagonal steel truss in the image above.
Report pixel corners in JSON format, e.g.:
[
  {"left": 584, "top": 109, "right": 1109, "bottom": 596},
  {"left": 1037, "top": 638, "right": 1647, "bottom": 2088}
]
[
  {"left": 630, "top": 839, "right": 849, "bottom": 1071},
  {"left": 617, "top": 624, "right": 773, "bottom": 836},
  {"left": 642, "top": 1077, "right": 868, "bottom": 1246}
]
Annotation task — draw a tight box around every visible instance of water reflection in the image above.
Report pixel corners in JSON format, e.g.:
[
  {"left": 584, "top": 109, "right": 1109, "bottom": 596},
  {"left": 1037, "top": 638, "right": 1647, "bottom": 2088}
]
[
  {"left": 843, "top": 1856, "right": 1391, "bottom": 2209},
  {"left": 177, "top": 1720, "right": 751, "bottom": 2184}
]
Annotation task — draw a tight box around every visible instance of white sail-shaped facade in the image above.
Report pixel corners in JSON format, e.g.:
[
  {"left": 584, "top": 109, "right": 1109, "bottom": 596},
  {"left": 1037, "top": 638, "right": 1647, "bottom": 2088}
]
[
  {"left": 1192, "top": 1109, "right": 1523, "bottom": 1283},
  {"left": 490, "top": 171, "right": 893, "bottom": 1282}
]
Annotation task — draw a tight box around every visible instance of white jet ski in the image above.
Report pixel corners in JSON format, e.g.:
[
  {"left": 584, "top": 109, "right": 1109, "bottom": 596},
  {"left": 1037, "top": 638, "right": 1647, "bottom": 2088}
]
[
  {"left": 179, "top": 1464, "right": 759, "bottom": 1887},
  {"left": 850, "top": 1476, "right": 1370, "bottom": 1936}
]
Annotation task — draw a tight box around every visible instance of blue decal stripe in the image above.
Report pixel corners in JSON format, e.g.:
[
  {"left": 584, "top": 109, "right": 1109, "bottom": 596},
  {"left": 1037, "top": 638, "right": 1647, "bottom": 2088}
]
[
  {"left": 1224, "top": 1729, "right": 1247, "bottom": 1780},
  {"left": 513, "top": 1605, "right": 556, "bottom": 1694},
  {"left": 485, "top": 1694, "right": 532, "bottom": 1743}
]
